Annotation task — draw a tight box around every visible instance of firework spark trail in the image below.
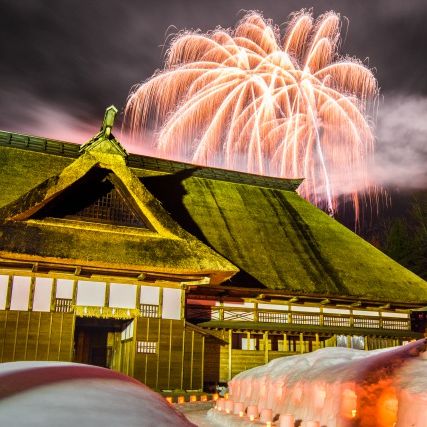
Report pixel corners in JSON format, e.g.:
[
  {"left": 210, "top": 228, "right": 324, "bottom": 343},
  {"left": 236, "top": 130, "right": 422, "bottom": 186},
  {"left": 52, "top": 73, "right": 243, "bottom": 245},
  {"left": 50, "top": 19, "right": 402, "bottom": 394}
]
[{"left": 125, "top": 10, "right": 378, "bottom": 218}]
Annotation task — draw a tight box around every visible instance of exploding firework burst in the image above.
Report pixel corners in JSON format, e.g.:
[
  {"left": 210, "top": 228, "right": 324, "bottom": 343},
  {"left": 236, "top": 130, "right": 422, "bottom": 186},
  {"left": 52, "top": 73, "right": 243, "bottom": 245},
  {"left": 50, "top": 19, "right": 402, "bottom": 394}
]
[{"left": 125, "top": 10, "right": 378, "bottom": 217}]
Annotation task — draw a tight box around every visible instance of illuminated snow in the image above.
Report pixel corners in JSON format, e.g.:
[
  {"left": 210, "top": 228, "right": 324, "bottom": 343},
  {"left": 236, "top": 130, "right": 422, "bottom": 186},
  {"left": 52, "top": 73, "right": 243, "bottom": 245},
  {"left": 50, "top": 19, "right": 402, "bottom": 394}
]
[{"left": 207, "top": 340, "right": 427, "bottom": 426}]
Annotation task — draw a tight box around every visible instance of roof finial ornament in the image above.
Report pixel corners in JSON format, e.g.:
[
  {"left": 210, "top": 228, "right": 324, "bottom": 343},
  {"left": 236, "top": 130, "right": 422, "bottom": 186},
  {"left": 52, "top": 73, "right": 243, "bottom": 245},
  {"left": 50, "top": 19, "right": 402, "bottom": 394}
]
[
  {"left": 79, "top": 105, "right": 128, "bottom": 158},
  {"left": 102, "top": 105, "right": 118, "bottom": 138}
]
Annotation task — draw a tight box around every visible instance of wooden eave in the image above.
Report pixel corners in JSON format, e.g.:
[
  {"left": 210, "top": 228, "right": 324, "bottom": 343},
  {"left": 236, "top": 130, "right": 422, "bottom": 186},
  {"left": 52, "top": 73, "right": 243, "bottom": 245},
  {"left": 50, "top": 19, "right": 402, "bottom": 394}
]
[
  {"left": 198, "top": 320, "right": 422, "bottom": 339},
  {"left": 186, "top": 285, "right": 425, "bottom": 311}
]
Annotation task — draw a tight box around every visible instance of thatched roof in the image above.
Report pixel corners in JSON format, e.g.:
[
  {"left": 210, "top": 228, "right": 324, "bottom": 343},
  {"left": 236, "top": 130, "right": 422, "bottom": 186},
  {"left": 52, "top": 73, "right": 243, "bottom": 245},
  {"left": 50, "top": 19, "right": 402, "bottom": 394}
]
[
  {"left": 0, "top": 130, "right": 237, "bottom": 284},
  {"left": 1, "top": 128, "right": 427, "bottom": 303}
]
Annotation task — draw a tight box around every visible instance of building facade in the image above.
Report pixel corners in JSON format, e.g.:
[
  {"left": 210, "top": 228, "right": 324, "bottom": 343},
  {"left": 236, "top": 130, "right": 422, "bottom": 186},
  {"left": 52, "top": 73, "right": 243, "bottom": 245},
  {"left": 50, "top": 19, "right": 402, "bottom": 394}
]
[{"left": 0, "top": 107, "right": 426, "bottom": 391}]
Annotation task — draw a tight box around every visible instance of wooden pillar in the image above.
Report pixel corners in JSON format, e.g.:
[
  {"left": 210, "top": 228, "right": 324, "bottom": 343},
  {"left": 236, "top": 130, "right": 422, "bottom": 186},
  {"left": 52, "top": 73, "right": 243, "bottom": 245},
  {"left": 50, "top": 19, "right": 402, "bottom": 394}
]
[
  {"left": 190, "top": 330, "right": 195, "bottom": 389},
  {"left": 299, "top": 332, "right": 304, "bottom": 354},
  {"left": 246, "top": 331, "right": 251, "bottom": 350},
  {"left": 228, "top": 329, "right": 232, "bottom": 381},
  {"left": 135, "top": 285, "right": 141, "bottom": 310},
  {"left": 315, "top": 333, "right": 320, "bottom": 351},
  {"left": 263, "top": 331, "right": 268, "bottom": 363},
  {"left": 180, "top": 324, "right": 185, "bottom": 390},
  {"left": 201, "top": 335, "right": 205, "bottom": 390},
  {"left": 28, "top": 277, "right": 35, "bottom": 312},
  {"left": 158, "top": 288, "right": 163, "bottom": 319},
  {"left": 283, "top": 333, "right": 288, "bottom": 352},
  {"left": 167, "top": 320, "right": 172, "bottom": 389},
  {"left": 5, "top": 276, "right": 13, "bottom": 310},
  {"left": 180, "top": 287, "right": 185, "bottom": 320},
  {"left": 104, "top": 282, "right": 110, "bottom": 307},
  {"left": 72, "top": 279, "right": 78, "bottom": 308}
]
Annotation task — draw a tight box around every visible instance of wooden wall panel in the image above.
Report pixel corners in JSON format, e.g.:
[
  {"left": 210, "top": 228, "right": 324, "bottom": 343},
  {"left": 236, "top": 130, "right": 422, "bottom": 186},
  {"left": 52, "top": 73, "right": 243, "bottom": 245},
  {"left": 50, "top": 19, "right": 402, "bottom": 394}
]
[
  {"left": 191, "top": 333, "right": 203, "bottom": 390},
  {"left": 0, "top": 311, "right": 74, "bottom": 362},
  {"left": 14, "top": 311, "right": 29, "bottom": 360},
  {"left": 182, "top": 328, "right": 193, "bottom": 389},
  {"left": 134, "top": 318, "right": 207, "bottom": 391},
  {"left": 219, "top": 347, "right": 265, "bottom": 382},
  {"left": 204, "top": 340, "right": 221, "bottom": 388},
  {"left": 3, "top": 311, "right": 18, "bottom": 361},
  {"left": 169, "top": 321, "right": 184, "bottom": 389}
]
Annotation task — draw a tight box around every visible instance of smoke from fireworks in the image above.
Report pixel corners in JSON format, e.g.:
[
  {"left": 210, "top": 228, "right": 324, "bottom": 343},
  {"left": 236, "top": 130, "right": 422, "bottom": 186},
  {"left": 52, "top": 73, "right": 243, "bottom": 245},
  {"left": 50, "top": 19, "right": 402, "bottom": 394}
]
[{"left": 125, "top": 10, "right": 378, "bottom": 217}]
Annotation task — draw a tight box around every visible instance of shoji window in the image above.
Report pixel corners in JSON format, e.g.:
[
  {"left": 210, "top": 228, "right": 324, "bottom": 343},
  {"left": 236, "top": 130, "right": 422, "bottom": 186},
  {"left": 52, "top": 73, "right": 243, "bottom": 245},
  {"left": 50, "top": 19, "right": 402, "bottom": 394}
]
[
  {"left": 109, "top": 283, "right": 136, "bottom": 309},
  {"left": 10, "top": 276, "right": 31, "bottom": 311},
  {"left": 33, "top": 277, "right": 53, "bottom": 312},
  {"left": 0, "top": 275, "right": 9, "bottom": 310},
  {"left": 76, "top": 280, "right": 106, "bottom": 307},
  {"left": 162, "top": 288, "right": 182, "bottom": 320}
]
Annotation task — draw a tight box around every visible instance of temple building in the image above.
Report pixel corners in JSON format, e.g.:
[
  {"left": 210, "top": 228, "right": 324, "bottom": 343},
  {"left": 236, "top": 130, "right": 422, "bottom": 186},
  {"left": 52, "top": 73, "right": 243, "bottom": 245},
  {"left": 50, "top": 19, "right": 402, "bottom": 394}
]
[{"left": 0, "top": 106, "right": 426, "bottom": 391}]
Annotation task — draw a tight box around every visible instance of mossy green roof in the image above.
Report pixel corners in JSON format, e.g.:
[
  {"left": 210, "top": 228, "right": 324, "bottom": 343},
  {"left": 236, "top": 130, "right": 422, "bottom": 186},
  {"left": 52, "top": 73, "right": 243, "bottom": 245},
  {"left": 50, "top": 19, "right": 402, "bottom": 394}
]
[
  {"left": 1, "top": 129, "right": 427, "bottom": 303},
  {"left": 0, "top": 134, "right": 237, "bottom": 283}
]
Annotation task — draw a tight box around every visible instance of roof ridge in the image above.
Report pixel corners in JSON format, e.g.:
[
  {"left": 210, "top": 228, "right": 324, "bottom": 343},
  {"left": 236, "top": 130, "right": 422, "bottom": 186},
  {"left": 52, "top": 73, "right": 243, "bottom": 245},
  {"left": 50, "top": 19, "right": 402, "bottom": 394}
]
[{"left": 0, "top": 129, "right": 302, "bottom": 191}]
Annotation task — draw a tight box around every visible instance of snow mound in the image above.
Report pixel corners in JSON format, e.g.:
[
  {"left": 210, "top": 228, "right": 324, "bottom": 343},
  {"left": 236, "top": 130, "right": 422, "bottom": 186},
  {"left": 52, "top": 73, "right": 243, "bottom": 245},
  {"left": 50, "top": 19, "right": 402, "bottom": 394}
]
[
  {"left": 0, "top": 362, "right": 195, "bottom": 427},
  {"left": 212, "top": 339, "right": 427, "bottom": 427}
]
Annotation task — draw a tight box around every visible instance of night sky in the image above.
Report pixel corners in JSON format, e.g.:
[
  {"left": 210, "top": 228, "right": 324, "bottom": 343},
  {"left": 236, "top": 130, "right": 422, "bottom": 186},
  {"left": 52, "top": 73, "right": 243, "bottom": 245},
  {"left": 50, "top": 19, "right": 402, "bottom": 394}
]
[{"left": 0, "top": 1, "right": 426, "bottom": 230}]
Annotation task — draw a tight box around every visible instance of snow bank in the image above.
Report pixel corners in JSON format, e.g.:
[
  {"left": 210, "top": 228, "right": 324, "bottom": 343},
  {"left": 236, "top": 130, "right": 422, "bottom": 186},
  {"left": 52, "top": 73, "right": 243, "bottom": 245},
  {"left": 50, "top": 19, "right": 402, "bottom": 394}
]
[
  {"left": 208, "top": 339, "right": 427, "bottom": 427},
  {"left": 0, "top": 362, "right": 195, "bottom": 427}
]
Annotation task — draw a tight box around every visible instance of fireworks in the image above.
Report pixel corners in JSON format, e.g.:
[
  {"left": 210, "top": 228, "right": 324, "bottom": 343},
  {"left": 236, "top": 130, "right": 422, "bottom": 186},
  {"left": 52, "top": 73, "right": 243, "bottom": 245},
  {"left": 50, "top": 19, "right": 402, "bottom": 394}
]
[{"left": 125, "top": 10, "right": 378, "bottom": 217}]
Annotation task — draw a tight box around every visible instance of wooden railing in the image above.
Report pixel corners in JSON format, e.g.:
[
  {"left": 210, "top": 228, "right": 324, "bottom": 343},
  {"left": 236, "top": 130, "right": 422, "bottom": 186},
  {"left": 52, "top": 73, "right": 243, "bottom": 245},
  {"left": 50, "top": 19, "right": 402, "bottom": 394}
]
[{"left": 186, "top": 305, "right": 411, "bottom": 331}]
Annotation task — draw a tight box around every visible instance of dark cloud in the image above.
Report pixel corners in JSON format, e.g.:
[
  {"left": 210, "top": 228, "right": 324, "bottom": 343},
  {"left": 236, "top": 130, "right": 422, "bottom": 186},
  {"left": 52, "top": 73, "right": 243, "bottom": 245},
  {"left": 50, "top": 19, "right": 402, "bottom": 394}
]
[
  {"left": 1, "top": 0, "right": 426, "bottom": 122},
  {"left": 0, "top": 0, "right": 426, "bottom": 192}
]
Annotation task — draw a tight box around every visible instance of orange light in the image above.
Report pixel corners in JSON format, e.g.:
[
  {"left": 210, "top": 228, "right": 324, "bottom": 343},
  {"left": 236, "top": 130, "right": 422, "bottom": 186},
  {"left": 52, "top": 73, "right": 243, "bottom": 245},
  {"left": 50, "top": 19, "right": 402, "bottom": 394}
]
[
  {"left": 177, "top": 396, "right": 185, "bottom": 404},
  {"left": 190, "top": 395, "right": 197, "bottom": 402},
  {"left": 165, "top": 396, "right": 173, "bottom": 404},
  {"left": 250, "top": 415, "right": 255, "bottom": 421},
  {"left": 200, "top": 395, "right": 207, "bottom": 402},
  {"left": 212, "top": 393, "right": 219, "bottom": 401},
  {"left": 239, "top": 411, "right": 244, "bottom": 417}
]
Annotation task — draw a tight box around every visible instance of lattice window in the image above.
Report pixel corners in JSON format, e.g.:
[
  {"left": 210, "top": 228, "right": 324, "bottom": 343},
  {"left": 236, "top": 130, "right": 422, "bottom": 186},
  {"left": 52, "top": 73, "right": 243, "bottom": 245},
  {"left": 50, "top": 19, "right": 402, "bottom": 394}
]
[
  {"left": 382, "top": 319, "right": 410, "bottom": 330},
  {"left": 137, "top": 341, "right": 157, "bottom": 354},
  {"left": 223, "top": 310, "right": 254, "bottom": 321},
  {"left": 323, "top": 316, "right": 351, "bottom": 327},
  {"left": 354, "top": 318, "right": 380, "bottom": 329},
  {"left": 32, "top": 169, "right": 149, "bottom": 228},
  {"left": 259, "top": 312, "right": 289, "bottom": 323},
  {"left": 71, "top": 186, "right": 146, "bottom": 227},
  {"left": 55, "top": 298, "right": 73, "bottom": 313},
  {"left": 292, "top": 313, "right": 320, "bottom": 325},
  {"left": 140, "top": 304, "right": 159, "bottom": 318}
]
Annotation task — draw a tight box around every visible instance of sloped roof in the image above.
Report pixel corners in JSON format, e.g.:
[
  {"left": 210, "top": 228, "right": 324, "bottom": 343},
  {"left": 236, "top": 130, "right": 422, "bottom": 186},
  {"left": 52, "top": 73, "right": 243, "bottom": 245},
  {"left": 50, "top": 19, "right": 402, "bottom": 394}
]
[
  {"left": 0, "top": 126, "right": 237, "bottom": 284},
  {"left": 1, "top": 128, "right": 427, "bottom": 303}
]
